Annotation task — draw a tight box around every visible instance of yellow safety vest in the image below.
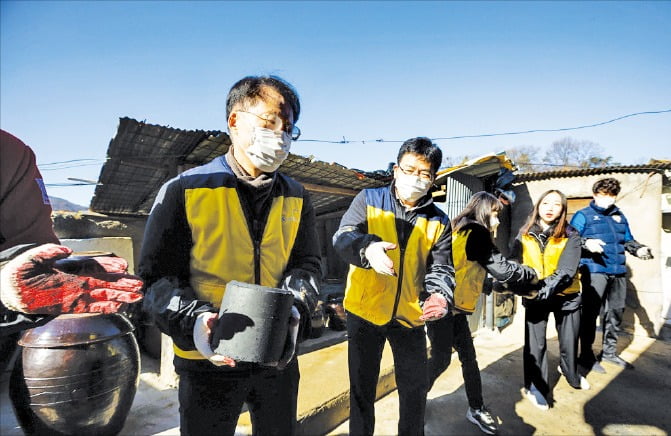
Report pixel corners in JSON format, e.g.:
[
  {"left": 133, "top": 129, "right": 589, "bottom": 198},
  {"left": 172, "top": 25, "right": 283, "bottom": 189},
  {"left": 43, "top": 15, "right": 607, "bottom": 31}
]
[
  {"left": 344, "top": 189, "right": 447, "bottom": 328},
  {"left": 452, "top": 229, "right": 487, "bottom": 313},
  {"left": 175, "top": 183, "right": 303, "bottom": 359},
  {"left": 521, "top": 235, "right": 580, "bottom": 296}
]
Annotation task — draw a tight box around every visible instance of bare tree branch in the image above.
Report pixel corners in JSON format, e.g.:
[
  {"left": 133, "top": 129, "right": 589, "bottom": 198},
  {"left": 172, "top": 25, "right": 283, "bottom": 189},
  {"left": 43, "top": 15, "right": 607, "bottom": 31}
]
[{"left": 505, "top": 146, "right": 543, "bottom": 172}]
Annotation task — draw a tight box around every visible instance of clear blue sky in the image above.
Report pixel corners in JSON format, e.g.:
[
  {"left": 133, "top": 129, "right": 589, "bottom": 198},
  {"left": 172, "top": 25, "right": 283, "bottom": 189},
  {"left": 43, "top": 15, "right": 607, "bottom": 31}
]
[{"left": 2, "top": 1, "right": 670, "bottom": 207}]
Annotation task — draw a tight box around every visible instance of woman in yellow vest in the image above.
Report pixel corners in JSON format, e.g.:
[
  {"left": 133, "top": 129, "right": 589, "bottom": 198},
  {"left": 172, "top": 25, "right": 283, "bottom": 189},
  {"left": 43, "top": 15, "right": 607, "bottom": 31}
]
[
  {"left": 512, "top": 190, "right": 587, "bottom": 411},
  {"left": 426, "top": 192, "right": 537, "bottom": 435}
]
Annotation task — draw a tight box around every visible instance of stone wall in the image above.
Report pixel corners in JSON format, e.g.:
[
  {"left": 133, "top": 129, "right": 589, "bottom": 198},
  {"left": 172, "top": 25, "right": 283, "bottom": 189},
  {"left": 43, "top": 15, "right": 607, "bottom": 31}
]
[{"left": 52, "top": 212, "right": 148, "bottom": 274}]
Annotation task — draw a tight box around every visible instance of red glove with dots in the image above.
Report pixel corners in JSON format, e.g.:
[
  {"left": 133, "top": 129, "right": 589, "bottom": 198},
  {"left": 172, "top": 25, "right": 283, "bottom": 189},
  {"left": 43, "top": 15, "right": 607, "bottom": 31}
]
[{"left": 1, "top": 243, "right": 143, "bottom": 314}]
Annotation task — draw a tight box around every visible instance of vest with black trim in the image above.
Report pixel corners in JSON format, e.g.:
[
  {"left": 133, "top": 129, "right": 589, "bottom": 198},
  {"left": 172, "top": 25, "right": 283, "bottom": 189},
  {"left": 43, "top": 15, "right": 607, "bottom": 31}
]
[
  {"left": 344, "top": 186, "right": 448, "bottom": 328},
  {"left": 577, "top": 204, "right": 628, "bottom": 275},
  {"left": 452, "top": 228, "right": 487, "bottom": 313},
  {"left": 175, "top": 160, "right": 304, "bottom": 359},
  {"left": 520, "top": 235, "right": 580, "bottom": 295}
]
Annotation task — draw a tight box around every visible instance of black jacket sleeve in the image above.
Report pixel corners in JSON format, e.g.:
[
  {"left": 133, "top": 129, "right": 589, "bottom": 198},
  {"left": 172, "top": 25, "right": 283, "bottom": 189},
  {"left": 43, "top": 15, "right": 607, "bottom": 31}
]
[
  {"left": 465, "top": 224, "right": 537, "bottom": 285},
  {"left": 624, "top": 239, "right": 646, "bottom": 255},
  {"left": 509, "top": 236, "right": 522, "bottom": 262},
  {"left": 422, "top": 220, "right": 456, "bottom": 305},
  {"left": 138, "top": 178, "right": 214, "bottom": 351},
  {"left": 332, "top": 191, "right": 381, "bottom": 268},
  {"left": 537, "top": 228, "right": 581, "bottom": 297},
  {"left": 0, "top": 303, "right": 52, "bottom": 337}
]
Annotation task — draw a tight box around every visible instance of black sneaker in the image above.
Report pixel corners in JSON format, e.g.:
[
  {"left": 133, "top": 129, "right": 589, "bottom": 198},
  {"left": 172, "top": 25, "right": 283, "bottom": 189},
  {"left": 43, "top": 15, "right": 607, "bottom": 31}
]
[
  {"left": 466, "top": 406, "right": 498, "bottom": 435},
  {"left": 601, "top": 353, "right": 634, "bottom": 369}
]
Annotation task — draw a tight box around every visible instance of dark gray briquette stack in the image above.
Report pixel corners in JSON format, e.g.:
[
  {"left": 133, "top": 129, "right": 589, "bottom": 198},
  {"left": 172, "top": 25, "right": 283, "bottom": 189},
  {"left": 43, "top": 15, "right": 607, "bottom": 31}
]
[{"left": 210, "top": 280, "right": 294, "bottom": 364}]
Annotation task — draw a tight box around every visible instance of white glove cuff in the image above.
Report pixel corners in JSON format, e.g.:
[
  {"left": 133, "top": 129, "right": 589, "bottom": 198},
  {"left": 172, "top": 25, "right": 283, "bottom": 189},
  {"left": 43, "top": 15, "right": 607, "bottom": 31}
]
[{"left": 193, "top": 312, "right": 216, "bottom": 359}]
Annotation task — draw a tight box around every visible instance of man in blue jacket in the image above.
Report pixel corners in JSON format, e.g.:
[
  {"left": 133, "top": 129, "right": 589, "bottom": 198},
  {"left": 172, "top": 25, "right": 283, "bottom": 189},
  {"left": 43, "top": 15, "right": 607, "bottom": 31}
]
[{"left": 571, "top": 177, "right": 653, "bottom": 373}]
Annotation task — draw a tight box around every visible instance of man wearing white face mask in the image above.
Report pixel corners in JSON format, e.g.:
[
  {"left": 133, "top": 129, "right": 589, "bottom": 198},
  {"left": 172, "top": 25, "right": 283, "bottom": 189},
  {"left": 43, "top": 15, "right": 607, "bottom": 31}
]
[
  {"left": 333, "top": 137, "right": 455, "bottom": 436},
  {"left": 139, "top": 75, "right": 321, "bottom": 435},
  {"left": 570, "top": 177, "right": 653, "bottom": 374},
  {"left": 243, "top": 122, "right": 292, "bottom": 173}
]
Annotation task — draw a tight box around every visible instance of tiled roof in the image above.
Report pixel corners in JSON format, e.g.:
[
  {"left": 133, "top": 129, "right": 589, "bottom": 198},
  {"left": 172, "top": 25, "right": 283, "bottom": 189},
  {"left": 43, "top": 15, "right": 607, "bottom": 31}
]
[
  {"left": 91, "top": 118, "right": 388, "bottom": 216},
  {"left": 515, "top": 162, "right": 671, "bottom": 182}
]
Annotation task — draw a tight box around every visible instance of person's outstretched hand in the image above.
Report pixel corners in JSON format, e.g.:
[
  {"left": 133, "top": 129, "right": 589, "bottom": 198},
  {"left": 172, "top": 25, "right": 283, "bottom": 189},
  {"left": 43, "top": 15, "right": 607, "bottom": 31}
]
[
  {"left": 364, "top": 241, "right": 397, "bottom": 276},
  {"left": 636, "top": 246, "right": 653, "bottom": 260},
  {"left": 0, "top": 243, "right": 143, "bottom": 314},
  {"left": 419, "top": 293, "right": 448, "bottom": 321}
]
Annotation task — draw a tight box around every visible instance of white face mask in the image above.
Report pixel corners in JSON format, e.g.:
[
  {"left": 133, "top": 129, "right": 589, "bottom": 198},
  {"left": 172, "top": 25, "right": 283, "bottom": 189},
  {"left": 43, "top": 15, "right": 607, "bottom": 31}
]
[
  {"left": 594, "top": 196, "right": 616, "bottom": 209},
  {"left": 245, "top": 126, "right": 291, "bottom": 173},
  {"left": 395, "top": 172, "right": 432, "bottom": 203}
]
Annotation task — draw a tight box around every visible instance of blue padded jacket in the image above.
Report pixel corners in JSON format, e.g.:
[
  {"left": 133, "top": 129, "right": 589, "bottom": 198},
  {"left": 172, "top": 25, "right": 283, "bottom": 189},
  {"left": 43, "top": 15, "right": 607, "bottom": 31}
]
[{"left": 570, "top": 201, "right": 633, "bottom": 275}]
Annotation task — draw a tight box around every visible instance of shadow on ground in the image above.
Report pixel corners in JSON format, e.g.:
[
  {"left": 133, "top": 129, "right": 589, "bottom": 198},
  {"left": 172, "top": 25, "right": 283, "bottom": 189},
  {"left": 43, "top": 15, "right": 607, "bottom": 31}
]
[
  {"left": 584, "top": 338, "right": 671, "bottom": 435},
  {"left": 423, "top": 328, "right": 671, "bottom": 435},
  {"left": 425, "top": 346, "right": 536, "bottom": 435}
]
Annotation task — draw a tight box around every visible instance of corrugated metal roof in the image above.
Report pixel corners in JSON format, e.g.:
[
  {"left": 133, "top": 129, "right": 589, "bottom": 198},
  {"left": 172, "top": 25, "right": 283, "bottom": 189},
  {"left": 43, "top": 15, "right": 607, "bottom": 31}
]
[
  {"left": 515, "top": 162, "right": 671, "bottom": 182},
  {"left": 436, "top": 153, "right": 515, "bottom": 181},
  {"left": 91, "top": 118, "right": 389, "bottom": 216}
]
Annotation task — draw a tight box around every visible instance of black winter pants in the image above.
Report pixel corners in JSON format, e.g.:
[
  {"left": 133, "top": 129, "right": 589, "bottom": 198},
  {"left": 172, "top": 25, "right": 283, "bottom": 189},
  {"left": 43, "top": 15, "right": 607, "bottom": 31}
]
[
  {"left": 346, "top": 312, "right": 428, "bottom": 436},
  {"left": 579, "top": 273, "right": 626, "bottom": 360},
  {"left": 426, "top": 313, "right": 483, "bottom": 409},
  {"left": 524, "top": 299, "right": 581, "bottom": 398},
  {"left": 176, "top": 360, "right": 299, "bottom": 436}
]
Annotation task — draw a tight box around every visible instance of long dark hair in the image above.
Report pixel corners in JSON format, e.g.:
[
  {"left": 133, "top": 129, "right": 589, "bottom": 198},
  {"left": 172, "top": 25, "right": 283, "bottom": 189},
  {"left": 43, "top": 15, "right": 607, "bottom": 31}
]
[
  {"left": 519, "top": 189, "right": 568, "bottom": 238},
  {"left": 452, "top": 192, "right": 503, "bottom": 233}
]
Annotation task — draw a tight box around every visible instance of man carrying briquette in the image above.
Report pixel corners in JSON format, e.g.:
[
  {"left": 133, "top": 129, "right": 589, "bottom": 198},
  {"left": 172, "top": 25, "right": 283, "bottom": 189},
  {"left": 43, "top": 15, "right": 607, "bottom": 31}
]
[{"left": 139, "top": 76, "right": 321, "bottom": 435}]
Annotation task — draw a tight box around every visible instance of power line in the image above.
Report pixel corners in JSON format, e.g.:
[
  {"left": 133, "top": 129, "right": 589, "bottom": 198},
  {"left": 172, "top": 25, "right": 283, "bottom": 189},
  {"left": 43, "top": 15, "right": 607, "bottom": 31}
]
[
  {"left": 37, "top": 154, "right": 204, "bottom": 169},
  {"left": 39, "top": 158, "right": 103, "bottom": 166},
  {"left": 432, "top": 109, "right": 671, "bottom": 141},
  {"left": 36, "top": 108, "right": 671, "bottom": 172},
  {"left": 40, "top": 162, "right": 107, "bottom": 171},
  {"left": 299, "top": 109, "right": 671, "bottom": 144}
]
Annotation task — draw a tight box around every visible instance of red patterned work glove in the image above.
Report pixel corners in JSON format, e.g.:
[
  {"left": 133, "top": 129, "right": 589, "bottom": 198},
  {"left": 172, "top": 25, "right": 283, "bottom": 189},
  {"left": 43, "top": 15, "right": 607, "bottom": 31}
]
[
  {"left": 0, "top": 243, "right": 143, "bottom": 314},
  {"left": 419, "top": 293, "right": 448, "bottom": 322}
]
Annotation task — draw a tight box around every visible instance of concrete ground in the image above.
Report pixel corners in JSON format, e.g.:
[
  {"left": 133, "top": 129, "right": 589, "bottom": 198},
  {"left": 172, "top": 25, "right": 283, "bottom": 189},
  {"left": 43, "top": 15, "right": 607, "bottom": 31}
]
[
  {"left": 2, "top": 306, "right": 670, "bottom": 436},
  {"left": 329, "top": 312, "right": 671, "bottom": 436}
]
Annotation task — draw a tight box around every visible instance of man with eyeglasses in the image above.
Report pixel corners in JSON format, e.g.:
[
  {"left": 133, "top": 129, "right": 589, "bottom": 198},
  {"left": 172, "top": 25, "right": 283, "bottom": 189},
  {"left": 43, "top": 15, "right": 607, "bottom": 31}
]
[
  {"left": 333, "top": 137, "right": 455, "bottom": 436},
  {"left": 139, "top": 75, "right": 321, "bottom": 435}
]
